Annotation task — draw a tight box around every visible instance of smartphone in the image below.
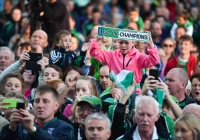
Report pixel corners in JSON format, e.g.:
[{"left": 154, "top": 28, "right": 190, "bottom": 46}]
[
  {"left": 2, "top": 98, "right": 18, "bottom": 108},
  {"left": 28, "top": 52, "right": 42, "bottom": 61},
  {"left": 16, "top": 102, "right": 25, "bottom": 109},
  {"left": 25, "top": 52, "right": 42, "bottom": 71},
  {"left": 25, "top": 61, "right": 41, "bottom": 71},
  {"left": 149, "top": 69, "right": 159, "bottom": 80}
]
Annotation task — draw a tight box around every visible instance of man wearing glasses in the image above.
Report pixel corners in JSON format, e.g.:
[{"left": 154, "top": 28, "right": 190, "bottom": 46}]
[{"left": 74, "top": 95, "right": 102, "bottom": 140}]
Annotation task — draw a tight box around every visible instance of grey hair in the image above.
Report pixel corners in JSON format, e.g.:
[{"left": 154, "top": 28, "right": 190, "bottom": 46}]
[
  {"left": 0, "top": 46, "right": 15, "bottom": 60},
  {"left": 135, "top": 95, "right": 160, "bottom": 114},
  {"left": 85, "top": 112, "right": 111, "bottom": 131}
]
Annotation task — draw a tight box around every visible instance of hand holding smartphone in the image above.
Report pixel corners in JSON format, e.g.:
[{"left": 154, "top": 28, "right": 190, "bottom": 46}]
[
  {"left": 2, "top": 98, "right": 25, "bottom": 109},
  {"left": 2, "top": 98, "right": 18, "bottom": 108},
  {"left": 25, "top": 52, "right": 42, "bottom": 71},
  {"left": 16, "top": 102, "right": 25, "bottom": 110}
]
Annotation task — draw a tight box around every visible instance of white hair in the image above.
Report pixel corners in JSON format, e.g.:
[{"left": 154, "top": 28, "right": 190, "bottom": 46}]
[
  {"left": 85, "top": 112, "right": 111, "bottom": 131},
  {"left": 135, "top": 95, "right": 160, "bottom": 114},
  {"left": 0, "top": 46, "right": 15, "bottom": 60}
]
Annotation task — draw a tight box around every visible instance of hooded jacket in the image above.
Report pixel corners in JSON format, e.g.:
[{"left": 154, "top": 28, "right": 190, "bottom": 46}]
[
  {"left": 0, "top": 118, "right": 74, "bottom": 140},
  {"left": 90, "top": 39, "right": 159, "bottom": 83}
]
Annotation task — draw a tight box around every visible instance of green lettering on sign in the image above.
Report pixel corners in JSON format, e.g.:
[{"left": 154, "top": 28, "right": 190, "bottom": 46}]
[{"left": 97, "top": 26, "right": 149, "bottom": 42}]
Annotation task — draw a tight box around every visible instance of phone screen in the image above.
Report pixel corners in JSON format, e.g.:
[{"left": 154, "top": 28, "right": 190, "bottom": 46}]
[
  {"left": 16, "top": 102, "right": 25, "bottom": 109},
  {"left": 149, "top": 69, "right": 159, "bottom": 80}
]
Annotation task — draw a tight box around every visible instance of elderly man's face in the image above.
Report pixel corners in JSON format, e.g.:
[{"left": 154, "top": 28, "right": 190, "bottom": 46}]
[
  {"left": 135, "top": 103, "right": 159, "bottom": 133},
  {"left": 0, "top": 50, "right": 14, "bottom": 71}
]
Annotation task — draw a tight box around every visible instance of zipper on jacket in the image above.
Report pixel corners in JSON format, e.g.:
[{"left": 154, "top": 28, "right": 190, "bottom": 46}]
[
  {"left": 123, "top": 55, "right": 125, "bottom": 69},
  {"left": 126, "top": 58, "right": 132, "bottom": 67}
]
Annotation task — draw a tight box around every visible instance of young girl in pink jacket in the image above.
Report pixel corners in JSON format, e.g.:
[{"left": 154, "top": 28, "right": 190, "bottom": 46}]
[{"left": 90, "top": 31, "right": 159, "bottom": 84}]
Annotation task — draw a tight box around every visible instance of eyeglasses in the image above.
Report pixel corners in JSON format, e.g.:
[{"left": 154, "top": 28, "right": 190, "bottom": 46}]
[
  {"left": 163, "top": 44, "right": 173, "bottom": 48},
  {"left": 24, "top": 69, "right": 32, "bottom": 73},
  {"left": 192, "top": 84, "right": 200, "bottom": 87},
  {"left": 190, "top": 50, "right": 198, "bottom": 54},
  {"left": 119, "top": 41, "right": 130, "bottom": 45},
  {"left": 78, "top": 107, "right": 99, "bottom": 114},
  {"left": 24, "top": 69, "right": 36, "bottom": 75}
]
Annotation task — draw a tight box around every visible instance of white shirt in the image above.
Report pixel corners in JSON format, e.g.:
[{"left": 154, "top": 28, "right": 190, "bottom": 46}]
[{"left": 133, "top": 126, "right": 158, "bottom": 140}]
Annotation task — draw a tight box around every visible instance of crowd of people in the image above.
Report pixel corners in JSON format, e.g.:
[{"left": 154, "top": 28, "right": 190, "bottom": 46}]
[{"left": 0, "top": 0, "right": 200, "bottom": 140}]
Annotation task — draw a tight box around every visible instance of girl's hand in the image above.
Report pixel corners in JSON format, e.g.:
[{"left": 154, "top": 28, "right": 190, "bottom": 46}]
[
  {"left": 81, "top": 42, "right": 90, "bottom": 52},
  {"left": 19, "top": 51, "right": 30, "bottom": 64},
  {"left": 147, "top": 31, "right": 155, "bottom": 48}
]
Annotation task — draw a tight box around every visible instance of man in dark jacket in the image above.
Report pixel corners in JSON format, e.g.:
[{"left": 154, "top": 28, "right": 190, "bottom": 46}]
[
  {"left": 122, "top": 96, "right": 174, "bottom": 140},
  {"left": 165, "top": 68, "right": 196, "bottom": 109},
  {"left": 41, "top": 0, "right": 70, "bottom": 53},
  {"left": 0, "top": 85, "right": 74, "bottom": 140}
]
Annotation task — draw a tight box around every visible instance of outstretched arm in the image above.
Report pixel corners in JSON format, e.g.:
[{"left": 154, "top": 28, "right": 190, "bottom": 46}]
[
  {"left": 138, "top": 32, "right": 159, "bottom": 68},
  {"left": 90, "top": 38, "right": 112, "bottom": 65},
  {"left": 156, "top": 78, "right": 182, "bottom": 118}
]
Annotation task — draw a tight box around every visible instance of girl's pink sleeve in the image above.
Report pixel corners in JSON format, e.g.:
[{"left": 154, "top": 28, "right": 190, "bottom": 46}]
[
  {"left": 90, "top": 39, "right": 112, "bottom": 65},
  {"left": 139, "top": 45, "right": 160, "bottom": 68}
]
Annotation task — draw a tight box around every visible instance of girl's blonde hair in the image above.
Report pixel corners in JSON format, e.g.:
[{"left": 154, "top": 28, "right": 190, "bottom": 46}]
[
  {"left": 75, "top": 76, "right": 99, "bottom": 97},
  {"left": 174, "top": 114, "right": 200, "bottom": 140},
  {"left": 51, "top": 30, "right": 71, "bottom": 51},
  {"left": 70, "top": 99, "right": 79, "bottom": 122}
]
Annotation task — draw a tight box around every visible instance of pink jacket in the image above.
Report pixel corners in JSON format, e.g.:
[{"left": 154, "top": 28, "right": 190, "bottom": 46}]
[{"left": 90, "top": 39, "right": 159, "bottom": 83}]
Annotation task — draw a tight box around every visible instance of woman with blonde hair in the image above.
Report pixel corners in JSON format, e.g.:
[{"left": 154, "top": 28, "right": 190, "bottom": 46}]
[{"left": 174, "top": 114, "right": 200, "bottom": 140}]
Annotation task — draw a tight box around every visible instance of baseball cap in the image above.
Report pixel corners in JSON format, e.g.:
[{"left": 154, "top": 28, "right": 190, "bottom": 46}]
[{"left": 77, "top": 95, "right": 102, "bottom": 110}]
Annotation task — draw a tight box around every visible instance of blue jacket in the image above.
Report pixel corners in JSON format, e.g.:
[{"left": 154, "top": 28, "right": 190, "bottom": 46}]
[{"left": 0, "top": 118, "right": 74, "bottom": 140}]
